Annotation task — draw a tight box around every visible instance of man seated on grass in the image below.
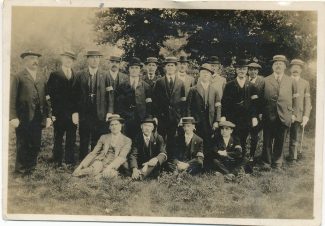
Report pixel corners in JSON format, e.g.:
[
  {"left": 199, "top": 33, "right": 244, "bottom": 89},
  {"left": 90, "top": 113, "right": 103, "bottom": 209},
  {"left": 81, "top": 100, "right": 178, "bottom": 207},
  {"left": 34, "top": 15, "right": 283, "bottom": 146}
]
[
  {"left": 209, "top": 120, "right": 243, "bottom": 180},
  {"left": 169, "top": 117, "right": 204, "bottom": 175},
  {"left": 72, "top": 114, "right": 131, "bottom": 178},
  {"left": 128, "top": 116, "right": 167, "bottom": 180}
]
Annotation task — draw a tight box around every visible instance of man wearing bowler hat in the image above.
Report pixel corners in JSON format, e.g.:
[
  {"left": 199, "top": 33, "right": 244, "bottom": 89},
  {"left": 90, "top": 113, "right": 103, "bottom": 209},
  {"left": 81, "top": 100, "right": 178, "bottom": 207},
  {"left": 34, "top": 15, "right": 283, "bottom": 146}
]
[
  {"left": 47, "top": 50, "right": 79, "bottom": 167},
  {"left": 10, "top": 50, "right": 52, "bottom": 176},
  {"left": 129, "top": 116, "right": 167, "bottom": 180},
  {"left": 247, "top": 59, "right": 265, "bottom": 160},
  {"left": 288, "top": 59, "right": 312, "bottom": 163},
  {"left": 115, "top": 57, "right": 153, "bottom": 139},
  {"left": 177, "top": 56, "right": 195, "bottom": 97},
  {"left": 221, "top": 58, "right": 259, "bottom": 162},
  {"left": 74, "top": 50, "right": 114, "bottom": 161},
  {"left": 143, "top": 57, "right": 161, "bottom": 88},
  {"left": 207, "top": 56, "right": 227, "bottom": 99},
  {"left": 152, "top": 56, "right": 186, "bottom": 158},
  {"left": 261, "top": 55, "right": 298, "bottom": 170}
]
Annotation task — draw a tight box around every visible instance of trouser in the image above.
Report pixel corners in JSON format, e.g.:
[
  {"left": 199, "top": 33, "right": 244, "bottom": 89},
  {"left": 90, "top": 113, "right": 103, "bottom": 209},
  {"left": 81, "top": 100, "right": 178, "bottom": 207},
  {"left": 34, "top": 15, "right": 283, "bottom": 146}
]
[
  {"left": 289, "top": 121, "right": 303, "bottom": 160},
  {"left": 210, "top": 158, "right": 243, "bottom": 175},
  {"left": 233, "top": 126, "right": 250, "bottom": 158},
  {"left": 249, "top": 123, "right": 263, "bottom": 158},
  {"left": 165, "top": 159, "right": 203, "bottom": 175},
  {"left": 122, "top": 110, "right": 141, "bottom": 140},
  {"left": 157, "top": 119, "right": 178, "bottom": 159},
  {"left": 196, "top": 111, "right": 213, "bottom": 153},
  {"left": 79, "top": 118, "right": 108, "bottom": 161},
  {"left": 15, "top": 110, "right": 42, "bottom": 174},
  {"left": 262, "top": 118, "right": 288, "bottom": 167},
  {"left": 52, "top": 117, "right": 77, "bottom": 165}
]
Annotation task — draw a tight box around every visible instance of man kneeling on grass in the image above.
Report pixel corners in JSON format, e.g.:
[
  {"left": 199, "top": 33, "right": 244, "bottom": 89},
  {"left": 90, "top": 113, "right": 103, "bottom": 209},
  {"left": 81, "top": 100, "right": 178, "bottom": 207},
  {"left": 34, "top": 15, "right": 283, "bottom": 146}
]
[
  {"left": 169, "top": 117, "right": 204, "bottom": 175},
  {"left": 128, "top": 116, "right": 167, "bottom": 180},
  {"left": 209, "top": 121, "right": 243, "bottom": 180},
  {"left": 72, "top": 114, "right": 131, "bottom": 178}
]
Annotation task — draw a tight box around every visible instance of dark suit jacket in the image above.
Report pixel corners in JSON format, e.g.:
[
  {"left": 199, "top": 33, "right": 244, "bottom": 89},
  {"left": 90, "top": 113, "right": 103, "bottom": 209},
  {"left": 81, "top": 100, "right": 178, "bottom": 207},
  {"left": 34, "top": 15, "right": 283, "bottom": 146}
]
[
  {"left": 143, "top": 74, "right": 161, "bottom": 89},
  {"left": 262, "top": 73, "right": 298, "bottom": 127},
  {"left": 10, "top": 68, "right": 50, "bottom": 125},
  {"left": 187, "top": 83, "right": 221, "bottom": 127},
  {"left": 47, "top": 69, "right": 78, "bottom": 120},
  {"left": 221, "top": 79, "right": 258, "bottom": 128},
  {"left": 211, "top": 135, "right": 242, "bottom": 160},
  {"left": 129, "top": 132, "right": 167, "bottom": 169},
  {"left": 249, "top": 75, "right": 265, "bottom": 115},
  {"left": 74, "top": 69, "right": 114, "bottom": 121},
  {"left": 172, "top": 133, "right": 204, "bottom": 165},
  {"left": 115, "top": 78, "right": 152, "bottom": 120},
  {"left": 152, "top": 76, "right": 186, "bottom": 126}
]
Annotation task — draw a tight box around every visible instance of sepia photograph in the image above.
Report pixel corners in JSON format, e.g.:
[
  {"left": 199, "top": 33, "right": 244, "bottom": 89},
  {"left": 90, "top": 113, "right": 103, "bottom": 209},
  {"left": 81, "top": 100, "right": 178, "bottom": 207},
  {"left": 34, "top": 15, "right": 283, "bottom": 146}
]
[{"left": 2, "top": 1, "right": 324, "bottom": 225}]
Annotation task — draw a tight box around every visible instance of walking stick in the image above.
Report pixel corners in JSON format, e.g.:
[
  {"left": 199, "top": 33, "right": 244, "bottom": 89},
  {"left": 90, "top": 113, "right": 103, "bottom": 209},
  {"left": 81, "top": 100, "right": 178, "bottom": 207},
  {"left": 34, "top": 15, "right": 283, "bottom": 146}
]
[{"left": 299, "top": 125, "right": 305, "bottom": 154}]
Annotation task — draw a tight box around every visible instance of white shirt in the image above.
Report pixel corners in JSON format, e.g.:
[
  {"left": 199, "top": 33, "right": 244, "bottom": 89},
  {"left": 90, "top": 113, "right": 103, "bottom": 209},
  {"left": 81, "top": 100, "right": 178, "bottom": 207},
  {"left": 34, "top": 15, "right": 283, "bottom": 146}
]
[
  {"left": 200, "top": 81, "right": 210, "bottom": 91},
  {"left": 184, "top": 133, "right": 194, "bottom": 145},
  {"left": 111, "top": 132, "right": 122, "bottom": 147},
  {"left": 148, "top": 73, "right": 155, "bottom": 80},
  {"left": 178, "top": 72, "right": 186, "bottom": 82},
  {"left": 167, "top": 74, "right": 176, "bottom": 83},
  {"left": 26, "top": 68, "right": 37, "bottom": 81},
  {"left": 110, "top": 70, "right": 118, "bottom": 80},
  {"left": 293, "top": 76, "right": 300, "bottom": 82},
  {"left": 236, "top": 77, "right": 246, "bottom": 88},
  {"left": 62, "top": 66, "right": 72, "bottom": 79},
  {"left": 88, "top": 67, "right": 98, "bottom": 76},
  {"left": 274, "top": 73, "right": 284, "bottom": 82},
  {"left": 130, "top": 76, "right": 139, "bottom": 88},
  {"left": 223, "top": 136, "right": 230, "bottom": 147}
]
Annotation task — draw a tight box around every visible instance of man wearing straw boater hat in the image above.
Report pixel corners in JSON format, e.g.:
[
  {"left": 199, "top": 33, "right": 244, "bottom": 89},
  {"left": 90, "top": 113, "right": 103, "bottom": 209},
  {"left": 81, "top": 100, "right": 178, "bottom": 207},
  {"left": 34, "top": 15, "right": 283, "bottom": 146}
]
[
  {"left": 207, "top": 56, "right": 227, "bottom": 99},
  {"left": 10, "top": 50, "right": 52, "bottom": 176},
  {"left": 143, "top": 56, "right": 161, "bottom": 88},
  {"left": 129, "top": 116, "right": 167, "bottom": 180},
  {"left": 177, "top": 55, "right": 195, "bottom": 97},
  {"left": 115, "top": 57, "right": 153, "bottom": 139},
  {"left": 261, "top": 55, "right": 298, "bottom": 170},
  {"left": 73, "top": 114, "right": 131, "bottom": 178},
  {"left": 74, "top": 50, "right": 114, "bottom": 161},
  {"left": 288, "top": 59, "right": 312, "bottom": 163},
  {"left": 47, "top": 50, "right": 79, "bottom": 167}
]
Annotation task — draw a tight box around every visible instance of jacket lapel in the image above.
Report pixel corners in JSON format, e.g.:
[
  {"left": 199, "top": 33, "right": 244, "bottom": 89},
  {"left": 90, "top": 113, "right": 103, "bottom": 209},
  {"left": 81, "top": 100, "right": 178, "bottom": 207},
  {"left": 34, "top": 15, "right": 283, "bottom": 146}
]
[
  {"left": 196, "top": 82, "right": 205, "bottom": 101},
  {"left": 163, "top": 76, "right": 170, "bottom": 98},
  {"left": 226, "top": 136, "right": 234, "bottom": 150}
]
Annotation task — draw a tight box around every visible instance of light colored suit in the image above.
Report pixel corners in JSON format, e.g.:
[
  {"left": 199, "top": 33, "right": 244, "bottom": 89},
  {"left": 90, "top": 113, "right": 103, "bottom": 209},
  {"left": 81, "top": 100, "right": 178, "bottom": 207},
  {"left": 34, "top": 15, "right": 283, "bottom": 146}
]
[
  {"left": 210, "top": 74, "right": 226, "bottom": 99},
  {"left": 177, "top": 73, "right": 195, "bottom": 97}
]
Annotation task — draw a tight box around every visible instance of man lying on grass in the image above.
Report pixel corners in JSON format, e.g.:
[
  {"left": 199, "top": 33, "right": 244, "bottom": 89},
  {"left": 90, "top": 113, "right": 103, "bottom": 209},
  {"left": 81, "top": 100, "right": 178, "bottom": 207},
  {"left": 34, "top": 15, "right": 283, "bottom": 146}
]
[{"left": 72, "top": 114, "right": 131, "bottom": 178}]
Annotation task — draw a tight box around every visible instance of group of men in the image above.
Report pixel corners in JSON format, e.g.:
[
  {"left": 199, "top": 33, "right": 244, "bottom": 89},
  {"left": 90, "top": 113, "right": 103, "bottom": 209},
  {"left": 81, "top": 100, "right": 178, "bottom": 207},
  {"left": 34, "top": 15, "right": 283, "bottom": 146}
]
[{"left": 10, "top": 49, "right": 312, "bottom": 180}]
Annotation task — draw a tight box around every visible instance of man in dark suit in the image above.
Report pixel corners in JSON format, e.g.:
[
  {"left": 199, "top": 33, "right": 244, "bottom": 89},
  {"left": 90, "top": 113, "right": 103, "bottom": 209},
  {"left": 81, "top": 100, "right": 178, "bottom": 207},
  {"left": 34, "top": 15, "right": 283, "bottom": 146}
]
[
  {"left": 152, "top": 56, "right": 186, "bottom": 158},
  {"left": 169, "top": 117, "right": 204, "bottom": 175},
  {"left": 177, "top": 56, "right": 195, "bottom": 97},
  {"left": 47, "top": 51, "right": 78, "bottom": 167},
  {"left": 74, "top": 50, "right": 114, "bottom": 161},
  {"left": 247, "top": 60, "right": 265, "bottom": 160},
  {"left": 288, "top": 59, "right": 312, "bottom": 163},
  {"left": 129, "top": 116, "right": 167, "bottom": 180},
  {"left": 115, "top": 57, "right": 152, "bottom": 139},
  {"left": 187, "top": 64, "right": 221, "bottom": 151},
  {"left": 261, "top": 55, "right": 298, "bottom": 170},
  {"left": 221, "top": 58, "right": 259, "bottom": 160},
  {"left": 143, "top": 57, "right": 161, "bottom": 88},
  {"left": 10, "top": 50, "right": 52, "bottom": 176}
]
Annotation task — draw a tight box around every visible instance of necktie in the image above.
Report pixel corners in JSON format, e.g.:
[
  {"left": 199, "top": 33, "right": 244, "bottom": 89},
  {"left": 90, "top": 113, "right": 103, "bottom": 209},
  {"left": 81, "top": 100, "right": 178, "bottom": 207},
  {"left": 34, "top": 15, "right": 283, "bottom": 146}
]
[
  {"left": 131, "top": 79, "right": 137, "bottom": 90},
  {"left": 145, "top": 137, "right": 150, "bottom": 147},
  {"left": 66, "top": 69, "right": 71, "bottom": 80},
  {"left": 89, "top": 74, "right": 93, "bottom": 92},
  {"left": 169, "top": 77, "right": 173, "bottom": 91}
]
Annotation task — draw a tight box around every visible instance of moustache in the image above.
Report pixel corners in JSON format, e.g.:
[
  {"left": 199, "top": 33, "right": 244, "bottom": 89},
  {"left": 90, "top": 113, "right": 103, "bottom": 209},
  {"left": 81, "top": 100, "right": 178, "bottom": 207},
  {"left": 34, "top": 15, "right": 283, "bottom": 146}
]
[
  {"left": 32, "top": 62, "right": 38, "bottom": 66},
  {"left": 292, "top": 71, "right": 299, "bottom": 73}
]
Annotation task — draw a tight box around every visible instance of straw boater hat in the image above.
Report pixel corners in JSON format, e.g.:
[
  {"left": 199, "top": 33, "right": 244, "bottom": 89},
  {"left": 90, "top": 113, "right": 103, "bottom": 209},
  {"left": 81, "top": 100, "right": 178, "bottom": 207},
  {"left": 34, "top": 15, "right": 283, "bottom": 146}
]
[
  {"left": 60, "top": 50, "right": 76, "bottom": 60},
  {"left": 20, "top": 50, "right": 42, "bottom": 59},
  {"left": 271, "top": 55, "right": 288, "bottom": 64},
  {"left": 219, "top": 121, "right": 236, "bottom": 128},
  {"left": 85, "top": 50, "right": 103, "bottom": 57},
  {"left": 145, "top": 57, "right": 158, "bottom": 64},
  {"left": 163, "top": 56, "right": 178, "bottom": 65},
  {"left": 290, "top": 59, "right": 304, "bottom": 68},
  {"left": 107, "top": 114, "right": 125, "bottom": 124},
  {"left": 180, "top": 117, "right": 197, "bottom": 125}
]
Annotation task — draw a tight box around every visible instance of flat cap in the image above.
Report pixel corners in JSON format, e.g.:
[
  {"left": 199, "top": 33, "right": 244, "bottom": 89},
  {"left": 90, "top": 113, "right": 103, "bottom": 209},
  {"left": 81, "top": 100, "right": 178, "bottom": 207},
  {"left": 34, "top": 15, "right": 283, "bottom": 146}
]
[
  {"left": 20, "top": 50, "right": 42, "bottom": 59},
  {"left": 290, "top": 59, "right": 304, "bottom": 67},
  {"left": 60, "top": 50, "right": 76, "bottom": 60},
  {"left": 247, "top": 62, "right": 262, "bottom": 69},
  {"left": 271, "top": 55, "right": 288, "bottom": 63},
  {"left": 219, "top": 120, "right": 236, "bottom": 128}
]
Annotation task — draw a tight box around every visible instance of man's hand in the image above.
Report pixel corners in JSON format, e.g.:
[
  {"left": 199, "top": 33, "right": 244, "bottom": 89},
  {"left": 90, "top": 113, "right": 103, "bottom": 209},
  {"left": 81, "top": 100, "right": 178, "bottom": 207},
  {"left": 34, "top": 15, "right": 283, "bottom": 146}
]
[
  {"left": 51, "top": 116, "right": 56, "bottom": 122},
  {"left": 291, "top": 115, "right": 296, "bottom": 123},
  {"left": 132, "top": 168, "right": 142, "bottom": 180},
  {"left": 301, "top": 116, "right": 309, "bottom": 127},
  {"left": 102, "top": 167, "right": 118, "bottom": 178},
  {"left": 252, "top": 117, "right": 258, "bottom": 127},
  {"left": 147, "top": 157, "right": 159, "bottom": 167},
  {"left": 46, "top": 118, "right": 52, "bottom": 128},
  {"left": 72, "top": 113, "right": 79, "bottom": 125},
  {"left": 220, "top": 117, "right": 226, "bottom": 122},
  {"left": 212, "top": 122, "right": 219, "bottom": 130},
  {"left": 218, "top": 150, "right": 228, "bottom": 157},
  {"left": 10, "top": 118, "right": 20, "bottom": 128},
  {"left": 106, "top": 113, "right": 113, "bottom": 121}
]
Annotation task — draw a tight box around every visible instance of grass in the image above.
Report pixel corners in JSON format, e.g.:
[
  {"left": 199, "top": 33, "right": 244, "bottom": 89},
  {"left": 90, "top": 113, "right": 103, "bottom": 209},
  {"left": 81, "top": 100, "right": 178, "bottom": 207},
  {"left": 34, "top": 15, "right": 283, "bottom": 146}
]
[{"left": 6, "top": 126, "right": 315, "bottom": 219}]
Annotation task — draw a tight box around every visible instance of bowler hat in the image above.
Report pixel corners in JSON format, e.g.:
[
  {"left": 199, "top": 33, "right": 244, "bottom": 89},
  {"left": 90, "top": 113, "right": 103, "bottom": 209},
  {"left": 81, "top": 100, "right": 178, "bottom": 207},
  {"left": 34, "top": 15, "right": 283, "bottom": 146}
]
[
  {"left": 180, "top": 117, "right": 197, "bottom": 125},
  {"left": 219, "top": 120, "right": 236, "bottom": 128},
  {"left": 207, "top": 56, "right": 221, "bottom": 64},
  {"left": 234, "top": 58, "right": 250, "bottom": 67},
  {"left": 271, "top": 55, "right": 288, "bottom": 63},
  {"left": 163, "top": 56, "right": 178, "bottom": 65},
  {"left": 20, "top": 50, "right": 42, "bottom": 59},
  {"left": 109, "top": 56, "right": 122, "bottom": 62},
  {"left": 141, "top": 115, "right": 156, "bottom": 125},
  {"left": 145, "top": 57, "right": 158, "bottom": 64},
  {"left": 60, "top": 50, "right": 76, "bottom": 60},
  {"left": 178, "top": 56, "right": 190, "bottom": 63},
  {"left": 199, "top": 65, "right": 214, "bottom": 74},
  {"left": 290, "top": 59, "right": 304, "bottom": 67},
  {"left": 107, "top": 114, "right": 125, "bottom": 124},
  {"left": 85, "top": 50, "right": 103, "bottom": 57},
  {"left": 128, "top": 57, "right": 142, "bottom": 67}
]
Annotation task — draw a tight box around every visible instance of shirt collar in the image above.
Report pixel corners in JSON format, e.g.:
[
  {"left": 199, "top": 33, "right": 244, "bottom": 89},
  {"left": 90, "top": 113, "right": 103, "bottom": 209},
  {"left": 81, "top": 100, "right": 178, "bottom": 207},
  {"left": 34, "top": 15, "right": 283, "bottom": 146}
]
[
  {"left": 185, "top": 132, "right": 194, "bottom": 140},
  {"left": 167, "top": 74, "right": 175, "bottom": 81},
  {"left": 26, "top": 68, "right": 37, "bottom": 79},
  {"left": 293, "top": 76, "right": 300, "bottom": 81},
  {"left": 236, "top": 76, "right": 246, "bottom": 87},
  {"left": 143, "top": 133, "right": 151, "bottom": 140},
  {"left": 223, "top": 136, "right": 230, "bottom": 146},
  {"left": 88, "top": 67, "right": 98, "bottom": 76},
  {"left": 110, "top": 70, "right": 118, "bottom": 79},
  {"left": 200, "top": 81, "right": 209, "bottom": 90}
]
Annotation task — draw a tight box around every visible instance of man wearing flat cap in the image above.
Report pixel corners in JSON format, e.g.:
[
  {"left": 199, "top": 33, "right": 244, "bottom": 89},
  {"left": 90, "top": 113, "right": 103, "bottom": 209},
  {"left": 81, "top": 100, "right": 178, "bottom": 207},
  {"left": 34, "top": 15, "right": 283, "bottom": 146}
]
[
  {"left": 129, "top": 116, "right": 167, "bottom": 180},
  {"left": 221, "top": 58, "right": 259, "bottom": 162},
  {"left": 168, "top": 117, "right": 204, "bottom": 175},
  {"left": 115, "top": 57, "right": 153, "bottom": 139},
  {"left": 177, "top": 56, "right": 195, "bottom": 97},
  {"left": 207, "top": 56, "right": 227, "bottom": 99},
  {"left": 261, "top": 55, "right": 298, "bottom": 170},
  {"left": 10, "top": 50, "right": 52, "bottom": 176},
  {"left": 187, "top": 64, "right": 221, "bottom": 152},
  {"left": 288, "top": 59, "right": 312, "bottom": 163},
  {"left": 47, "top": 50, "right": 79, "bottom": 167},
  {"left": 152, "top": 56, "right": 187, "bottom": 158},
  {"left": 74, "top": 50, "right": 114, "bottom": 161},
  {"left": 143, "top": 57, "right": 161, "bottom": 88},
  {"left": 247, "top": 59, "right": 265, "bottom": 160}
]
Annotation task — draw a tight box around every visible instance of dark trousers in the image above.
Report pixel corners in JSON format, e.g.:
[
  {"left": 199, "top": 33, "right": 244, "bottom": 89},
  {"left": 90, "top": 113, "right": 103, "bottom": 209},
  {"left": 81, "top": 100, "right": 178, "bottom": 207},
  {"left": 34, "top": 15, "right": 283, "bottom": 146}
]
[
  {"left": 196, "top": 110, "right": 213, "bottom": 153},
  {"left": 122, "top": 110, "right": 141, "bottom": 140},
  {"left": 164, "top": 160, "right": 203, "bottom": 175},
  {"left": 289, "top": 121, "right": 303, "bottom": 160},
  {"left": 262, "top": 118, "right": 288, "bottom": 167},
  {"left": 157, "top": 119, "right": 178, "bottom": 159},
  {"left": 79, "top": 118, "right": 108, "bottom": 161},
  {"left": 233, "top": 126, "right": 250, "bottom": 157},
  {"left": 15, "top": 111, "right": 42, "bottom": 174},
  {"left": 249, "top": 123, "right": 263, "bottom": 158},
  {"left": 211, "top": 157, "right": 242, "bottom": 175},
  {"left": 52, "top": 118, "right": 77, "bottom": 165}
]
